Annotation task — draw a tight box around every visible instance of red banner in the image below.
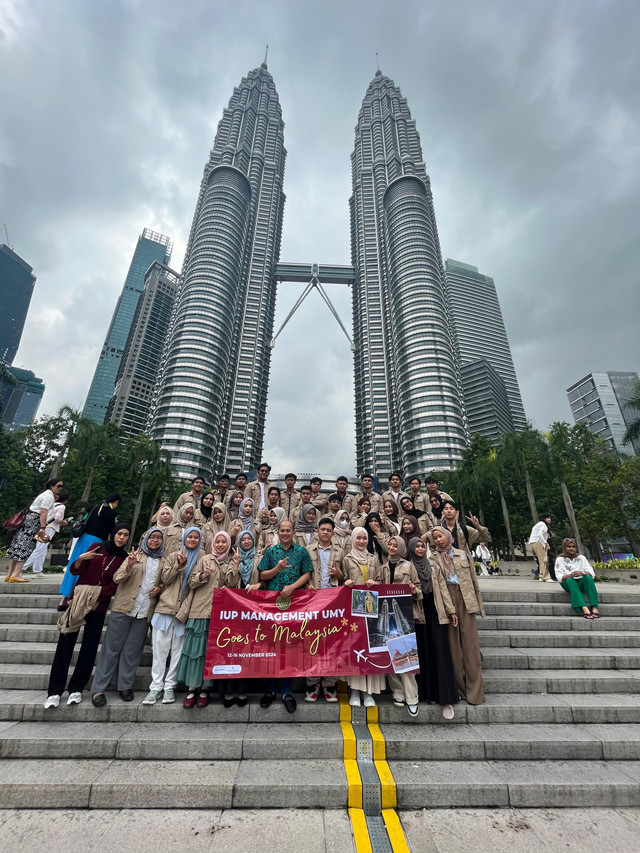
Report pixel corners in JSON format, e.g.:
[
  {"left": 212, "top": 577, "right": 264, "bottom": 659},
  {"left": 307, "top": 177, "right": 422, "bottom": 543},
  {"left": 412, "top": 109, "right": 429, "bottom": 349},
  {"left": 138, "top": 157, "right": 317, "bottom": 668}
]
[{"left": 204, "top": 585, "right": 419, "bottom": 679}]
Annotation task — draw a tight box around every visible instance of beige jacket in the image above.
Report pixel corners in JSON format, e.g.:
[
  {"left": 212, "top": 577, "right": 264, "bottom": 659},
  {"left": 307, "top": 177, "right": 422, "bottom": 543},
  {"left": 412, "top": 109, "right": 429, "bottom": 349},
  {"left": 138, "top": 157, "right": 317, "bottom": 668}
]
[
  {"left": 306, "top": 540, "right": 344, "bottom": 588},
  {"left": 280, "top": 490, "right": 301, "bottom": 519},
  {"left": 294, "top": 530, "right": 318, "bottom": 549},
  {"left": 408, "top": 558, "right": 456, "bottom": 626},
  {"left": 154, "top": 552, "right": 206, "bottom": 619},
  {"left": 335, "top": 493, "right": 356, "bottom": 516},
  {"left": 164, "top": 522, "right": 188, "bottom": 557},
  {"left": 342, "top": 552, "right": 383, "bottom": 585},
  {"left": 380, "top": 558, "right": 424, "bottom": 624},
  {"left": 430, "top": 547, "right": 485, "bottom": 618},
  {"left": 353, "top": 490, "right": 383, "bottom": 514},
  {"left": 202, "top": 519, "right": 233, "bottom": 553},
  {"left": 310, "top": 492, "right": 328, "bottom": 514},
  {"left": 381, "top": 491, "right": 408, "bottom": 515},
  {"left": 436, "top": 522, "right": 491, "bottom": 562},
  {"left": 112, "top": 553, "right": 164, "bottom": 618},
  {"left": 408, "top": 493, "right": 429, "bottom": 514},
  {"left": 244, "top": 480, "right": 271, "bottom": 510},
  {"left": 180, "top": 555, "right": 241, "bottom": 620},
  {"left": 57, "top": 585, "right": 100, "bottom": 634},
  {"left": 173, "top": 491, "right": 202, "bottom": 514}
]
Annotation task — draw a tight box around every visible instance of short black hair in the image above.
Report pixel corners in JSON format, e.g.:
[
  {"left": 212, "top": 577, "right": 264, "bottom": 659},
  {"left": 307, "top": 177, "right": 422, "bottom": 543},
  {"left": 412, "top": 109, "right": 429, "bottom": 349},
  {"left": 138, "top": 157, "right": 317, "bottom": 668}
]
[
  {"left": 268, "top": 486, "right": 281, "bottom": 497},
  {"left": 336, "top": 476, "right": 349, "bottom": 484},
  {"left": 300, "top": 485, "right": 312, "bottom": 494},
  {"left": 540, "top": 513, "right": 552, "bottom": 521},
  {"left": 192, "top": 476, "right": 206, "bottom": 484},
  {"left": 328, "top": 493, "right": 341, "bottom": 503},
  {"left": 389, "top": 472, "right": 402, "bottom": 481},
  {"left": 409, "top": 476, "right": 421, "bottom": 484},
  {"left": 58, "top": 492, "right": 69, "bottom": 503},
  {"left": 235, "top": 473, "right": 247, "bottom": 480},
  {"left": 105, "top": 492, "right": 122, "bottom": 504},
  {"left": 45, "top": 478, "right": 63, "bottom": 489},
  {"left": 361, "top": 473, "right": 373, "bottom": 481},
  {"left": 285, "top": 473, "right": 297, "bottom": 480},
  {"left": 318, "top": 517, "right": 335, "bottom": 529},
  {"left": 442, "top": 499, "right": 458, "bottom": 510},
  {"left": 258, "top": 463, "right": 271, "bottom": 472},
  {"left": 218, "top": 474, "right": 230, "bottom": 483},
  {"left": 310, "top": 476, "right": 322, "bottom": 486},
  {"left": 425, "top": 476, "right": 438, "bottom": 485}
]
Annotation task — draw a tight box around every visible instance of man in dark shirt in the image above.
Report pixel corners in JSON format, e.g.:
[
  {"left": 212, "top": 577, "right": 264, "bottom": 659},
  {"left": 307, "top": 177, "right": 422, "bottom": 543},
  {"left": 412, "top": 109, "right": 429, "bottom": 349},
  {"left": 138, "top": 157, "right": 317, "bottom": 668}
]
[{"left": 258, "top": 519, "right": 312, "bottom": 713}]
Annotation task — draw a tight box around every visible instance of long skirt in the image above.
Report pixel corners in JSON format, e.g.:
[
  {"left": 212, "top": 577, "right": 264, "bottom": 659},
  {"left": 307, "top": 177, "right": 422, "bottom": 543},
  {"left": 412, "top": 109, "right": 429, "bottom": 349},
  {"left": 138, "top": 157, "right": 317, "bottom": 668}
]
[
  {"left": 58, "top": 533, "right": 102, "bottom": 596},
  {"left": 176, "top": 617, "right": 210, "bottom": 688},
  {"left": 415, "top": 592, "right": 458, "bottom": 705},
  {"left": 7, "top": 512, "right": 40, "bottom": 562}
]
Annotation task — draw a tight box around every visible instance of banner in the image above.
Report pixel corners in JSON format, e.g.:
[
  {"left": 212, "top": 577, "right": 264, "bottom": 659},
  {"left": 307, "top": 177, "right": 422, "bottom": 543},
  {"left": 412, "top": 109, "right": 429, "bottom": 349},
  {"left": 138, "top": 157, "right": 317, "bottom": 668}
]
[{"left": 204, "top": 585, "right": 419, "bottom": 679}]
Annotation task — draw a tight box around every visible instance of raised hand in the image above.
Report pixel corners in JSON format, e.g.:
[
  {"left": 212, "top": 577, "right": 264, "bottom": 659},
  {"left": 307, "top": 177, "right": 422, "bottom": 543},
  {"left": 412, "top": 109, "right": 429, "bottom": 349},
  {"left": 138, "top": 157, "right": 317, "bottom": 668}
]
[
  {"left": 176, "top": 550, "right": 187, "bottom": 567},
  {"left": 465, "top": 513, "right": 480, "bottom": 528}
]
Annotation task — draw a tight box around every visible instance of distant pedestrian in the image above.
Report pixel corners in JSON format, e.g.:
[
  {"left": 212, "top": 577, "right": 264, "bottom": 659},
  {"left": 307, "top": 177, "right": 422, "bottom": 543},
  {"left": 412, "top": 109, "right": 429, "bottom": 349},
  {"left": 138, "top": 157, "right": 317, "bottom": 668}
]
[
  {"left": 6, "top": 479, "right": 64, "bottom": 583},
  {"left": 529, "top": 514, "right": 553, "bottom": 582},
  {"left": 22, "top": 492, "right": 69, "bottom": 574}
]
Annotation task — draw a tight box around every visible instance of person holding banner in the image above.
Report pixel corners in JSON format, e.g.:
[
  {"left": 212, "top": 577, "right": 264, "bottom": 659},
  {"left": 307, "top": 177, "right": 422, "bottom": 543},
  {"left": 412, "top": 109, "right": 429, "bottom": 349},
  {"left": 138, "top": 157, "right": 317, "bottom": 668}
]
[
  {"left": 142, "top": 526, "right": 203, "bottom": 706},
  {"left": 304, "top": 517, "right": 344, "bottom": 703},
  {"left": 408, "top": 537, "right": 458, "bottom": 719},
  {"left": 257, "top": 519, "right": 313, "bottom": 713},
  {"left": 382, "top": 536, "right": 421, "bottom": 716},
  {"left": 343, "top": 527, "right": 384, "bottom": 707},
  {"left": 430, "top": 525, "right": 485, "bottom": 706}
]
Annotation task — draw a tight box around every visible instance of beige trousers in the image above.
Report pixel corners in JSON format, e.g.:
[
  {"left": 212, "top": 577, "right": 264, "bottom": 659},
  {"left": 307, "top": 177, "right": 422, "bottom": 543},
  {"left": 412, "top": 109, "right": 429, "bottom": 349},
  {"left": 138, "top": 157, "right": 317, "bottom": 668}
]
[
  {"left": 387, "top": 672, "right": 418, "bottom": 705},
  {"left": 447, "top": 585, "right": 485, "bottom": 705},
  {"left": 531, "top": 541, "right": 549, "bottom": 580}
]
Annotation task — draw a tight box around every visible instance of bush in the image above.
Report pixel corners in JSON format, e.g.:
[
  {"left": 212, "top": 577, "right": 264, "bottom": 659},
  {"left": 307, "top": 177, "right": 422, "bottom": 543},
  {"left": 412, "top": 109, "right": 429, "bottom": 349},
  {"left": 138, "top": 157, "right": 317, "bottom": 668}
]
[{"left": 592, "top": 558, "right": 640, "bottom": 571}]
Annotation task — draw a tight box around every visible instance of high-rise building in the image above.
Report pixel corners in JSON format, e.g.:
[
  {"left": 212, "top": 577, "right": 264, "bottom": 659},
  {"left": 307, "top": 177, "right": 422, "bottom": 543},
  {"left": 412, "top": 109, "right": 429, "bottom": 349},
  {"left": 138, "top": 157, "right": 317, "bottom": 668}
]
[
  {"left": 151, "top": 63, "right": 286, "bottom": 479},
  {"left": 0, "top": 244, "right": 36, "bottom": 364},
  {"left": 105, "top": 261, "right": 179, "bottom": 437},
  {"left": 460, "top": 359, "right": 514, "bottom": 443},
  {"left": 0, "top": 362, "right": 45, "bottom": 431},
  {"left": 350, "top": 71, "right": 466, "bottom": 476},
  {"left": 83, "top": 229, "right": 172, "bottom": 424},
  {"left": 444, "top": 258, "right": 526, "bottom": 433},
  {"left": 567, "top": 371, "right": 640, "bottom": 455}
]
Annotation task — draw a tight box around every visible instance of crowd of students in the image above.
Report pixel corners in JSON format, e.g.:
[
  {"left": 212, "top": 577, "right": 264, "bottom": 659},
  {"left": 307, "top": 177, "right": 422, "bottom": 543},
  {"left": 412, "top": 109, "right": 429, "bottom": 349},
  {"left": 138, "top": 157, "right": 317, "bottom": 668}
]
[{"left": 16, "top": 466, "right": 598, "bottom": 717}]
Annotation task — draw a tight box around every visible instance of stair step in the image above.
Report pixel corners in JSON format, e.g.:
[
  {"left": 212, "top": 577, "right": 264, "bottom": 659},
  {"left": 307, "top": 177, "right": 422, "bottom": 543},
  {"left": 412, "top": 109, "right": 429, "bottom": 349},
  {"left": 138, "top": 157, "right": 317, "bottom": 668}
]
[
  {"left": 479, "top": 616, "right": 640, "bottom": 632},
  {"left": 483, "top": 602, "right": 640, "bottom": 617},
  {"left": 480, "top": 630, "right": 640, "bottom": 649},
  {"left": 481, "top": 648, "right": 640, "bottom": 670},
  {"left": 0, "top": 758, "right": 347, "bottom": 809},
  {"left": 483, "top": 668, "right": 640, "bottom": 693}
]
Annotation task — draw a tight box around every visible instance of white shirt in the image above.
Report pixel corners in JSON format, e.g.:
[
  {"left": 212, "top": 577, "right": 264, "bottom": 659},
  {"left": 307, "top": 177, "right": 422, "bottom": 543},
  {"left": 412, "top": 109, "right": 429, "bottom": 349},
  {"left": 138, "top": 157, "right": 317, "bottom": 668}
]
[
  {"left": 130, "top": 555, "right": 161, "bottom": 619},
  {"left": 318, "top": 545, "right": 331, "bottom": 589},
  {"left": 554, "top": 554, "right": 594, "bottom": 583},
  {"left": 258, "top": 482, "right": 266, "bottom": 510},
  {"left": 528, "top": 521, "right": 549, "bottom": 547},
  {"left": 29, "top": 489, "right": 55, "bottom": 514}
]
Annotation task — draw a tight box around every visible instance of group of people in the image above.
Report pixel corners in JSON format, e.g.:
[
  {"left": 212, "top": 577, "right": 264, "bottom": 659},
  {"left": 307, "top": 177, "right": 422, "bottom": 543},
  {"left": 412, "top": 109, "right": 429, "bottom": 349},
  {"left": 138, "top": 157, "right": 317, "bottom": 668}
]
[{"left": 3, "top": 466, "right": 600, "bottom": 719}]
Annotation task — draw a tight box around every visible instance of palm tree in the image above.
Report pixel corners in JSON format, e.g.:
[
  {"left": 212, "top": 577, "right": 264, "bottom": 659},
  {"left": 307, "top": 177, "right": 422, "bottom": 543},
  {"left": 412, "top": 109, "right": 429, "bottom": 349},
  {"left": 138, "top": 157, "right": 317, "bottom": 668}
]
[
  {"left": 544, "top": 423, "right": 585, "bottom": 553},
  {"left": 623, "top": 381, "right": 640, "bottom": 448},
  {"left": 488, "top": 448, "right": 514, "bottom": 559},
  {"left": 49, "top": 406, "right": 82, "bottom": 480},
  {"left": 499, "top": 428, "right": 546, "bottom": 524},
  {"left": 127, "top": 435, "right": 174, "bottom": 541}
]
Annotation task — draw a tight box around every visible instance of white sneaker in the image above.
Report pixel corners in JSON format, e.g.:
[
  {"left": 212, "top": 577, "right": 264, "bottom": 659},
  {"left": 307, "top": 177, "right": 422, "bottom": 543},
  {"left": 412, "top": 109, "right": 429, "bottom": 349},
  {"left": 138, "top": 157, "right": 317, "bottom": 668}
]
[
  {"left": 545, "top": 579, "right": 557, "bottom": 583},
  {"left": 442, "top": 704, "right": 455, "bottom": 720},
  {"left": 363, "top": 693, "right": 376, "bottom": 707},
  {"left": 349, "top": 690, "right": 361, "bottom": 707},
  {"left": 67, "top": 692, "right": 82, "bottom": 705},
  {"left": 407, "top": 703, "right": 419, "bottom": 717},
  {"left": 142, "top": 689, "right": 161, "bottom": 705},
  {"left": 162, "top": 687, "right": 176, "bottom": 704},
  {"left": 44, "top": 694, "right": 60, "bottom": 709}
]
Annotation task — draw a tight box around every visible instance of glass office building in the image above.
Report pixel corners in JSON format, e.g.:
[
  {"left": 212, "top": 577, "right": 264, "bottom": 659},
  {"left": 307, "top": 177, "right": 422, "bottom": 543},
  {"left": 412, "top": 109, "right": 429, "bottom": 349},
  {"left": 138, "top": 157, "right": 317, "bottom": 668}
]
[
  {"left": 0, "top": 363, "right": 45, "bottom": 431},
  {"left": 444, "top": 258, "right": 526, "bottom": 433},
  {"left": 460, "top": 358, "right": 514, "bottom": 444},
  {"left": 567, "top": 371, "right": 640, "bottom": 455},
  {"left": 82, "top": 229, "right": 172, "bottom": 424},
  {"left": 0, "top": 244, "right": 36, "bottom": 364}
]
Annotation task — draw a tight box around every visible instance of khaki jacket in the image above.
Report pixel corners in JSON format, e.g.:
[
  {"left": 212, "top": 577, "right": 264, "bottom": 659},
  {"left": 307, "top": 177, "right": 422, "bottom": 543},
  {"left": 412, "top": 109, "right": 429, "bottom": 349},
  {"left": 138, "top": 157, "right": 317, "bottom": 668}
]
[
  {"left": 229, "top": 517, "right": 261, "bottom": 544},
  {"left": 381, "top": 491, "right": 408, "bottom": 515},
  {"left": 180, "top": 555, "right": 241, "bottom": 620},
  {"left": 430, "top": 547, "right": 485, "bottom": 618},
  {"left": 408, "top": 493, "right": 429, "bottom": 514},
  {"left": 154, "top": 552, "right": 206, "bottom": 619},
  {"left": 342, "top": 552, "right": 383, "bottom": 585},
  {"left": 280, "top": 490, "right": 301, "bottom": 519},
  {"left": 57, "top": 585, "right": 100, "bottom": 634},
  {"left": 306, "top": 540, "right": 344, "bottom": 588},
  {"left": 409, "top": 558, "right": 455, "bottom": 626},
  {"left": 244, "top": 480, "right": 271, "bottom": 510},
  {"left": 164, "top": 522, "right": 188, "bottom": 557},
  {"left": 381, "top": 559, "right": 424, "bottom": 624},
  {"left": 202, "top": 519, "right": 233, "bottom": 553},
  {"left": 294, "top": 530, "right": 318, "bottom": 549},
  {"left": 310, "top": 492, "right": 329, "bottom": 515},
  {"left": 331, "top": 532, "right": 352, "bottom": 554},
  {"left": 212, "top": 489, "right": 232, "bottom": 507},
  {"left": 335, "top": 493, "right": 356, "bottom": 516},
  {"left": 353, "top": 490, "right": 383, "bottom": 514},
  {"left": 173, "top": 491, "right": 202, "bottom": 514},
  {"left": 439, "top": 522, "right": 491, "bottom": 562},
  {"left": 112, "top": 553, "right": 164, "bottom": 618}
]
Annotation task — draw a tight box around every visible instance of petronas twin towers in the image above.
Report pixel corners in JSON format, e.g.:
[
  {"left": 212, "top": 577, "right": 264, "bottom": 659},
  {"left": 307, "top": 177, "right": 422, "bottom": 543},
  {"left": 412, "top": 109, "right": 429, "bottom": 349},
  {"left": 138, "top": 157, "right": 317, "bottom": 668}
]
[{"left": 150, "top": 63, "right": 467, "bottom": 480}]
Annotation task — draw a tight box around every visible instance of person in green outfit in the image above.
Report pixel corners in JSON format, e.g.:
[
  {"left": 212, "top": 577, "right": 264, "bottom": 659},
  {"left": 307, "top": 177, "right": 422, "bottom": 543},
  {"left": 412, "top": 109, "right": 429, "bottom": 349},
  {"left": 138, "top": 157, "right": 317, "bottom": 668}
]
[{"left": 554, "top": 539, "right": 600, "bottom": 619}]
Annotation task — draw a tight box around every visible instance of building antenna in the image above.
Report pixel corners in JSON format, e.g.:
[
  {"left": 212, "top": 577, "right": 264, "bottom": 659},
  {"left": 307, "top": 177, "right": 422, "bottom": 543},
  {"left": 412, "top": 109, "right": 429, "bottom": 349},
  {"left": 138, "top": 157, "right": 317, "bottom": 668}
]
[
  {"left": 376, "top": 52, "right": 380, "bottom": 72},
  {"left": 3, "top": 224, "right": 13, "bottom": 250},
  {"left": 264, "top": 44, "right": 269, "bottom": 65}
]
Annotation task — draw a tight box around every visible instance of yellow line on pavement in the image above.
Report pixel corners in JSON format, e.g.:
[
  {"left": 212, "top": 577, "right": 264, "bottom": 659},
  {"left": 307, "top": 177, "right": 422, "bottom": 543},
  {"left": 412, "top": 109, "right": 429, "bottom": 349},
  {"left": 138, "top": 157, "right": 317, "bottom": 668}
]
[
  {"left": 375, "top": 759, "right": 397, "bottom": 810},
  {"left": 349, "top": 808, "right": 373, "bottom": 853},
  {"left": 368, "top": 721, "right": 386, "bottom": 760},
  {"left": 345, "top": 759, "right": 363, "bottom": 808},
  {"left": 382, "top": 809, "right": 411, "bottom": 853},
  {"left": 341, "top": 720, "right": 357, "bottom": 760}
]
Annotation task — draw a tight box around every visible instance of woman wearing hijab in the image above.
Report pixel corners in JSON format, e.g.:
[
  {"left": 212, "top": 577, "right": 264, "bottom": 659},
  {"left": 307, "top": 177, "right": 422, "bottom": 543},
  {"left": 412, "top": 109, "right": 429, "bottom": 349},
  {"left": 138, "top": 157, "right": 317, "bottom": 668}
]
[
  {"left": 363, "top": 512, "right": 388, "bottom": 561},
  {"left": 142, "top": 525, "right": 203, "bottom": 705},
  {"left": 407, "top": 536, "right": 458, "bottom": 719},
  {"left": 179, "top": 530, "right": 241, "bottom": 708},
  {"left": 400, "top": 495, "right": 430, "bottom": 536},
  {"left": 430, "top": 525, "right": 485, "bottom": 705},
  {"left": 555, "top": 538, "right": 600, "bottom": 618},
  {"left": 164, "top": 503, "right": 196, "bottom": 556},
  {"left": 230, "top": 498, "right": 259, "bottom": 541},
  {"left": 332, "top": 509, "right": 353, "bottom": 554},
  {"left": 351, "top": 496, "right": 372, "bottom": 529},
  {"left": 427, "top": 494, "right": 444, "bottom": 528},
  {"left": 194, "top": 491, "right": 215, "bottom": 527},
  {"left": 258, "top": 506, "right": 286, "bottom": 552},
  {"left": 343, "top": 527, "right": 384, "bottom": 707},
  {"left": 381, "top": 536, "right": 421, "bottom": 716},
  {"left": 294, "top": 504, "right": 318, "bottom": 547},
  {"left": 202, "top": 502, "right": 232, "bottom": 552},
  {"left": 381, "top": 500, "right": 401, "bottom": 535},
  {"left": 399, "top": 514, "right": 422, "bottom": 555},
  {"left": 227, "top": 490, "right": 245, "bottom": 521},
  {"left": 44, "top": 524, "right": 131, "bottom": 709},
  {"left": 90, "top": 527, "right": 166, "bottom": 707}
]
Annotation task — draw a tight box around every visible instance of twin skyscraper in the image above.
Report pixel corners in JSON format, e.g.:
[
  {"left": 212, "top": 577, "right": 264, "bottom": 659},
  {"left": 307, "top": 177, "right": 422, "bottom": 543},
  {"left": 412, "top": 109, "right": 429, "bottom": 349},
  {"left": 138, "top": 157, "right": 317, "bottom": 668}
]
[{"left": 88, "top": 62, "right": 526, "bottom": 482}]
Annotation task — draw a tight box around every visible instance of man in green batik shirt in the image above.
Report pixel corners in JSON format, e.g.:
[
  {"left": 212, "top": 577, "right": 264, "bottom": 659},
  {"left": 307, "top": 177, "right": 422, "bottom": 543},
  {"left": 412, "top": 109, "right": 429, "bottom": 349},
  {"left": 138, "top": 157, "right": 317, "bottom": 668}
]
[{"left": 258, "top": 519, "right": 312, "bottom": 714}]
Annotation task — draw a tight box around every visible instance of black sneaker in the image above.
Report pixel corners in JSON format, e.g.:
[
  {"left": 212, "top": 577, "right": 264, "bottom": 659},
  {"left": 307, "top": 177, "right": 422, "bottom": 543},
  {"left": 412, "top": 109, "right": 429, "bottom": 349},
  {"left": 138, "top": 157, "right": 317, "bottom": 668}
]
[
  {"left": 91, "top": 693, "right": 107, "bottom": 708},
  {"left": 260, "top": 692, "right": 274, "bottom": 709},
  {"left": 119, "top": 689, "right": 134, "bottom": 702},
  {"left": 283, "top": 693, "right": 297, "bottom": 714}
]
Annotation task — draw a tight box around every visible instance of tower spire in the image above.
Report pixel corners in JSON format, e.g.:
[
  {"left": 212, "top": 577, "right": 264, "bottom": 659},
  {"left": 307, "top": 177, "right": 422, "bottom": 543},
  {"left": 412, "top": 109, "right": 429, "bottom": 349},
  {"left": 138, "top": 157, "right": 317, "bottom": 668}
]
[{"left": 263, "top": 44, "right": 269, "bottom": 66}]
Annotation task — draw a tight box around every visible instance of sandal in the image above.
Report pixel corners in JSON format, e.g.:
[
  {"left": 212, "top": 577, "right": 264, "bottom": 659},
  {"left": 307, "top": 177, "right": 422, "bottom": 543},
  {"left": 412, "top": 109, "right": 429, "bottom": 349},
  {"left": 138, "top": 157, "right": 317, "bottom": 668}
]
[
  {"left": 582, "top": 609, "right": 593, "bottom": 619},
  {"left": 591, "top": 608, "right": 600, "bottom": 619}
]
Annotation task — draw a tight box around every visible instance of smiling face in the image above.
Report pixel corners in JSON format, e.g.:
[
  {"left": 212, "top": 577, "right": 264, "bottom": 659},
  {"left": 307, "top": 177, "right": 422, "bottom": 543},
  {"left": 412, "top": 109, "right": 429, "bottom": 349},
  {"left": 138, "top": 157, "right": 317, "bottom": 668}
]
[
  {"left": 213, "top": 533, "right": 228, "bottom": 554},
  {"left": 564, "top": 540, "right": 578, "bottom": 557},
  {"left": 242, "top": 500, "right": 253, "bottom": 517},
  {"left": 147, "top": 530, "right": 163, "bottom": 550},
  {"left": 240, "top": 533, "right": 253, "bottom": 551},
  {"left": 432, "top": 529, "right": 447, "bottom": 548},
  {"left": 387, "top": 537, "right": 398, "bottom": 556},
  {"left": 400, "top": 497, "right": 413, "bottom": 514},
  {"left": 383, "top": 501, "right": 395, "bottom": 517},
  {"left": 278, "top": 520, "right": 294, "bottom": 546},
  {"left": 402, "top": 517, "right": 414, "bottom": 533},
  {"left": 359, "top": 499, "right": 371, "bottom": 514},
  {"left": 182, "top": 506, "right": 194, "bottom": 524},
  {"left": 354, "top": 531, "right": 368, "bottom": 550},
  {"left": 192, "top": 478, "right": 205, "bottom": 494},
  {"left": 202, "top": 493, "right": 215, "bottom": 508},
  {"left": 158, "top": 507, "right": 173, "bottom": 525},
  {"left": 185, "top": 530, "right": 201, "bottom": 549},
  {"left": 233, "top": 492, "right": 243, "bottom": 507},
  {"left": 213, "top": 507, "right": 224, "bottom": 522},
  {"left": 413, "top": 540, "right": 426, "bottom": 557},
  {"left": 305, "top": 508, "right": 317, "bottom": 524}
]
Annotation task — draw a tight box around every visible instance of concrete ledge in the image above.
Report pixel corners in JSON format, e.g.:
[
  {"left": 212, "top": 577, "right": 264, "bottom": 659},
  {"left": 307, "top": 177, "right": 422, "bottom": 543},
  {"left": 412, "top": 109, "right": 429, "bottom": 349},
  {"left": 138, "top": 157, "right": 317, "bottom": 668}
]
[
  {"left": 231, "top": 759, "right": 347, "bottom": 808},
  {"left": 0, "top": 759, "right": 110, "bottom": 808}
]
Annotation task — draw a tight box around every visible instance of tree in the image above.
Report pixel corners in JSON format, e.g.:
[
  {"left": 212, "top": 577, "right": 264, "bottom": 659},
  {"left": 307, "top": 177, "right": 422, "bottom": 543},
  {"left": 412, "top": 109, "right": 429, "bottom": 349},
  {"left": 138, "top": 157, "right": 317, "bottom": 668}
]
[
  {"left": 49, "top": 406, "right": 83, "bottom": 480},
  {"left": 499, "top": 428, "right": 548, "bottom": 525},
  {"left": 623, "top": 381, "right": 640, "bottom": 448},
  {"left": 488, "top": 447, "right": 514, "bottom": 558},
  {"left": 126, "top": 435, "right": 174, "bottom": 541}
]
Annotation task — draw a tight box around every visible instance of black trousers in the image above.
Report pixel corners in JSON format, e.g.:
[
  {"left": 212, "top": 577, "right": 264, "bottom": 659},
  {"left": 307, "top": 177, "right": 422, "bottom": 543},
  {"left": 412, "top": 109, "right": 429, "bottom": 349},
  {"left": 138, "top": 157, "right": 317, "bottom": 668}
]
[{"left": 47, "top": 610, "right": 106, "bottom": 696}]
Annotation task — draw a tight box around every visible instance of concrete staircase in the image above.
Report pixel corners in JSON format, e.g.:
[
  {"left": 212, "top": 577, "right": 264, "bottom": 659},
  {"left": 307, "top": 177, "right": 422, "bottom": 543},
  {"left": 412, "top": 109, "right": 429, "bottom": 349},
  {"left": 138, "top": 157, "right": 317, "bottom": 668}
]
[{"left": 0, "top": 576, "right": 639, "bottom": 809}]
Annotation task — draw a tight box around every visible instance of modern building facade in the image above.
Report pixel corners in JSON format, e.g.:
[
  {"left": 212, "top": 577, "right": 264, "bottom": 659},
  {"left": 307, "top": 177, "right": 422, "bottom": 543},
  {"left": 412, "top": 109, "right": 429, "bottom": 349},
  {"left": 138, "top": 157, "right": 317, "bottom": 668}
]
[
  {"left": 350, "top": 71, "right": 467, "bottom": 476},
  {"left": 567, "top": 371, "right": 640, "bottom": 455},
  {"left": 151, "top": 63, "right": 286, "bottom": 479},
  {"left": 460, "top": 358, "right": 514, "bottom": 444},
  {"left": 444, "top": 258, "right": 526, "bottom": 433},
  {"left": 105, "top": 261, "right": 179, "bottom": 437},
  {"left": 0, "top": 244, "right": 36, "bottom": 364},
  {"left": 83, "top": 229, "right": 172, "bottom": 424},
  {"left": 0, "top": 362, "right": 45, "bottom": 431}
]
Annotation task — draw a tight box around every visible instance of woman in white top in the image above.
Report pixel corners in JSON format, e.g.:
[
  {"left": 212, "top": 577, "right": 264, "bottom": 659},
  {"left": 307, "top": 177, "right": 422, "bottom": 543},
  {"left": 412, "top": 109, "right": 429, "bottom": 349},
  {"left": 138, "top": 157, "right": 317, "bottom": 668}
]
[
  {"left": 554, "top": 539, "right": 599, "bottom": 618},
  {"left": 6, "top": 479, "right": 64, "bottom": 582},
  {"left": 22, "top": 493, "right": 69, "bottom": 575}
]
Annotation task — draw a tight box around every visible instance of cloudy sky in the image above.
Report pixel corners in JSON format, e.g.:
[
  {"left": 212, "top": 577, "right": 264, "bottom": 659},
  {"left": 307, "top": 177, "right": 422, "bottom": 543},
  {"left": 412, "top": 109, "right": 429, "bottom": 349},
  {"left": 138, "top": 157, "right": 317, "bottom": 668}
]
[{"left": 2, "top": 0, "right": 639, "bottom": 475}]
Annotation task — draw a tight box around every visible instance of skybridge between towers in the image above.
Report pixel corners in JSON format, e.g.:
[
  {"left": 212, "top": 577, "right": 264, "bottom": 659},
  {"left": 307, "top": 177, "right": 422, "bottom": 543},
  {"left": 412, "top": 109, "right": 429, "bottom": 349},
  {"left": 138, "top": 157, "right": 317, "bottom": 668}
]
[{"left": 272, "top": 262, "right": 356, "bottom": 351}]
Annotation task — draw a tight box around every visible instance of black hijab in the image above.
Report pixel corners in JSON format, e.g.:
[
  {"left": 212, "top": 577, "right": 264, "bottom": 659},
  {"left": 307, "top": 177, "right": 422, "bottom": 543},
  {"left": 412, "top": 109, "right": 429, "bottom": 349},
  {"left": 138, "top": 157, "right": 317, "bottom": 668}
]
[
  {"left": 401, "top": 496, "right": 424, "bottom": 520},
  {"left": 408, "top": 536, "right": 433, "bottom": 595},
  {"left": 104, "top": 523, "right": 131, "bottom": 558},
  {"left": 364, "top": 512, "right": 384, "bottom": 562}
]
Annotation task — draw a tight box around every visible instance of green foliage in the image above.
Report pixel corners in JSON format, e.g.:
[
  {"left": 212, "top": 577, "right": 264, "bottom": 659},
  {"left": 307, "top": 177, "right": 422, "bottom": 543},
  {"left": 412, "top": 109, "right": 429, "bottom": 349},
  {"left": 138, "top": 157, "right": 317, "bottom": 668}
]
[{"left": 593, "top": 558, "right": 640, "bottom": 571}]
